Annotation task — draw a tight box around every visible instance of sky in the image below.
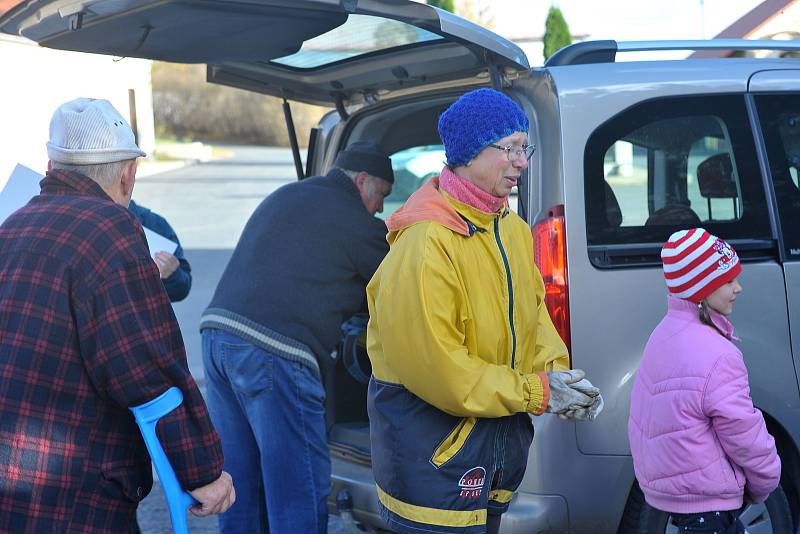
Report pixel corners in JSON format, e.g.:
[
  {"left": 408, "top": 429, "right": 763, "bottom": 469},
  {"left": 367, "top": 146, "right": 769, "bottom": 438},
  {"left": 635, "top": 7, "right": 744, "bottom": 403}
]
[
  {"left": 490, "top": 0, "right": 766, "bottom": 40},
  {"left": 475, "top": 0, "right": 770, "bottom": 64}
]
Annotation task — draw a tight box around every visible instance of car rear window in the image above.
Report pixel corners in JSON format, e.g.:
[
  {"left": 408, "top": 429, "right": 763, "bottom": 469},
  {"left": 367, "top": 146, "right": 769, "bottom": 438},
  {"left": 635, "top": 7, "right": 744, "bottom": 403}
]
[
  {"left": 381, "top": 145, "right": 444, "bottom": 218},
  {"left": 584, "top": 95, "right": 772, "bottom": 267},
  {"left": 270, "top": 14, "right": 442, "bottom": 69}
]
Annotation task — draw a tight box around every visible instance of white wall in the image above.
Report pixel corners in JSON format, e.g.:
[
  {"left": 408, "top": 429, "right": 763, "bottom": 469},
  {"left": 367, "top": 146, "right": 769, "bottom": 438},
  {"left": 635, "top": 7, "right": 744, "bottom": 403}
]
[{"left": 0, "top": 35, "right": 154, "bottom": 186}]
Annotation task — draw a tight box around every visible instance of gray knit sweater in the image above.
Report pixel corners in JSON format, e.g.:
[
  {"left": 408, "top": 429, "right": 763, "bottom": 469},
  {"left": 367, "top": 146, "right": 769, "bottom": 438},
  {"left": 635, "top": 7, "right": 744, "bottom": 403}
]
[{"left": 201, "top": 169, "right": 389, "bottom": 376}]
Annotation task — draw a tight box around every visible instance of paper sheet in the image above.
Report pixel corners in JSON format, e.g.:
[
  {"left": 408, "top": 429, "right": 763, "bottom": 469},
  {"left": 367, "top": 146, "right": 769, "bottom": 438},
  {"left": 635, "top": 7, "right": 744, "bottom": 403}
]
[
  {"left": 1, "top": 164, "right": 177, "bottom": 259},
  {"left": 144, "top": 227, "right": 178, "bottom": 256},
  {"left": 0, "top": 164, "right": 41, "bottom": 225}
]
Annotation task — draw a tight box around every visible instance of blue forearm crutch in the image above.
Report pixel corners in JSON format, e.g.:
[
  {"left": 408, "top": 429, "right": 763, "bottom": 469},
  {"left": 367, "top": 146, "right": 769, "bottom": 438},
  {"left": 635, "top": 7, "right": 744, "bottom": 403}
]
[{"left": 130, "top": 387, "right": 198, "bottom": 534}]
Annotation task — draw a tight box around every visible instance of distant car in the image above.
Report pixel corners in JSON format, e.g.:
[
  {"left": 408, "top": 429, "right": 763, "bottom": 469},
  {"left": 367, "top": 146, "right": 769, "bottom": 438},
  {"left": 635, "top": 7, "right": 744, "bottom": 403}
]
[{"left": 5, "top": 2, "right": 800, "bottom": 532}]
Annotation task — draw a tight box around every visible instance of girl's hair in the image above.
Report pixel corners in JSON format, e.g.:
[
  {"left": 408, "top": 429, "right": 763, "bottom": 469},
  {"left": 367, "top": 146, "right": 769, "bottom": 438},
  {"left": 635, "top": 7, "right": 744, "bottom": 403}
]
[{"left": 698, "top": 301, "right": 726, "bottom": 337}]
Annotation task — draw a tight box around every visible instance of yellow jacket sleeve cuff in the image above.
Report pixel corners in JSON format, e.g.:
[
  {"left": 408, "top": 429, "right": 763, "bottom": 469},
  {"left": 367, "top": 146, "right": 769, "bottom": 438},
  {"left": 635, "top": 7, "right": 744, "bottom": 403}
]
[{"left": 525, "top": 372, "right": 550, "bottom": 415}]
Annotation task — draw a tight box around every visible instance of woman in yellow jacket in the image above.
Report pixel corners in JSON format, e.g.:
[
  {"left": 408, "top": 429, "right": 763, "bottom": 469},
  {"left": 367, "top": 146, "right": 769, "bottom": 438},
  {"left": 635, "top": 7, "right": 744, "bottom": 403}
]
[{"left": 366, "top": 88, "right": 603, "bottom": 534}]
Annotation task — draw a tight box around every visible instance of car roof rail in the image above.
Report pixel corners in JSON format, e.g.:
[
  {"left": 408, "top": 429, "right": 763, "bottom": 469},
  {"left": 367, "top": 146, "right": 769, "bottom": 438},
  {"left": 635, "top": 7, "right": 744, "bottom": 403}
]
[{"left": 545, "top": 39, "right": 800, "bottom": 67}]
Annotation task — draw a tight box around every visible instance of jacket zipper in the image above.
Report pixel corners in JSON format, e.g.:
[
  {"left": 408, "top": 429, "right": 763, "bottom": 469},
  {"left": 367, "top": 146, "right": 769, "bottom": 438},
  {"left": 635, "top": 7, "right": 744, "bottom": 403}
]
[{"left": 494, "top": 216, "right": 516, "bottom": 368}]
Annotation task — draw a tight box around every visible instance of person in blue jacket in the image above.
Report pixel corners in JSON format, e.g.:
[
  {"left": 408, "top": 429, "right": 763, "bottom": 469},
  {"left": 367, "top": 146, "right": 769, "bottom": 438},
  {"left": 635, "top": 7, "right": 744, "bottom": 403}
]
[{"left": 129, "top": 200, "right": 192, "bottom": 302}]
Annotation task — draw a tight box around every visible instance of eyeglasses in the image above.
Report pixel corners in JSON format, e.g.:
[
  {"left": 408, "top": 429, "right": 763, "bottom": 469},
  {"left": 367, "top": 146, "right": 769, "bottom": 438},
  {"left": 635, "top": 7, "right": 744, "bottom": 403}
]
[{"left": 489, "top": 143, "right": 536, "bottom": 161}]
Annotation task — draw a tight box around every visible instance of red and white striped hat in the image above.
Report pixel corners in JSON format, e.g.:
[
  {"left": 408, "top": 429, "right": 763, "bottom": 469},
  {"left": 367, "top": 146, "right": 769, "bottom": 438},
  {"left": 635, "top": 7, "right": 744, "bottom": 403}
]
[{"left": 661, "top": 228, "right": 741, "bottom": 303}]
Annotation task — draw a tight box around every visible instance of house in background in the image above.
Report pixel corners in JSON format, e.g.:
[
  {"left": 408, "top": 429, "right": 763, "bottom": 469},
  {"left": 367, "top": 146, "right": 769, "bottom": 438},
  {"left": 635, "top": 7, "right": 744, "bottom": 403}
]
[
  {"left": 692, "top": 0, "right": 800, "bottom": 58},
  {"left": 0, "top": 3, "right": 155, "bottom": 186}
]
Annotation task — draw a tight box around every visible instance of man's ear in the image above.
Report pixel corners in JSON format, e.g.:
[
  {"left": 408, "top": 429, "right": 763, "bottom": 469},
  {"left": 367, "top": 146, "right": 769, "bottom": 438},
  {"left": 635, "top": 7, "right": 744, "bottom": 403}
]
[
  {"left": 119, "top": 161, "right": 136, "bottom": 199},
  {"left": 354, "top": 171, "right": 369, "bottom": 189},
  {"left": 47, "top": 161, "right": 54, "bottom": 172}
]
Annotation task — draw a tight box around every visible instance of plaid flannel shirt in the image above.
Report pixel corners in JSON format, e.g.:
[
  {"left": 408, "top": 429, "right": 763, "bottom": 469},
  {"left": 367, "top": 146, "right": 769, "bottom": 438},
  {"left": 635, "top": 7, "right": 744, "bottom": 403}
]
[{"left": 0, "top": 170, "right": 223, "bottom": 533}]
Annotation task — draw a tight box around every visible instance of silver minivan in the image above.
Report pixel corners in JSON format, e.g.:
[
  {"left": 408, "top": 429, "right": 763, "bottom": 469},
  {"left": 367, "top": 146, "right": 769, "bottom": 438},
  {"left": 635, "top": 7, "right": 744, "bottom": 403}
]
[{"left": 4, "top": 2, "right": 800, "bottom": 532}]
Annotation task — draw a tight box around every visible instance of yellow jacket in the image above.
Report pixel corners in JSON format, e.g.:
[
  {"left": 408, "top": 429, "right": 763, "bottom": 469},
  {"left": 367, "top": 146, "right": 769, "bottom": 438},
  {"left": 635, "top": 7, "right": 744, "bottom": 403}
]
[
  {"left": 366, "top": 177, "right": 571, "bottom": 532},
  {"left": 367, "top": 177, "right": 569, "bottom": 418}
]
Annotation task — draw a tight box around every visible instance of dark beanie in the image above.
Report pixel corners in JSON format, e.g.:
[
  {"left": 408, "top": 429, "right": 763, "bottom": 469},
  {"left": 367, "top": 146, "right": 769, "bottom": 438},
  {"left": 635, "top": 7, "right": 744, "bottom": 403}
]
[
  {"left": 333, "top": 141, "right": 394, "bottom": 183},
  {"left": 438, "top": 88, "right": 529, "bottom": 167}
]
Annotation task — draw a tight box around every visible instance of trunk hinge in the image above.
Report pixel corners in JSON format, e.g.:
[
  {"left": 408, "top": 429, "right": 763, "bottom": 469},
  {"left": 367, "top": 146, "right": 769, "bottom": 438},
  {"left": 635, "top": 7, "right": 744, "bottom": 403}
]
[
  {"left": 487, "top": 53, "right": 505, "bottom": 90},
  {"left": 69, "top": 12, "right": 84, "bottom": 30},
  {"left": 335, "top": 95, "right": 350, "bottom": 121},
  {"left": 282, "top": 97, "right": 305, "bottom": 180},
  {"left": 60, "top": 2, "right": 87, "bottom": 30}
]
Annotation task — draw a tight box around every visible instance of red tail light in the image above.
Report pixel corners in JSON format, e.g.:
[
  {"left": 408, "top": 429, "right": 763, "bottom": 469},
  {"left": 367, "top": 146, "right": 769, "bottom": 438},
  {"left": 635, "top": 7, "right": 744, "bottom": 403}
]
[{"left": 532, "top": 205, "right": 571, "bottom": 353}]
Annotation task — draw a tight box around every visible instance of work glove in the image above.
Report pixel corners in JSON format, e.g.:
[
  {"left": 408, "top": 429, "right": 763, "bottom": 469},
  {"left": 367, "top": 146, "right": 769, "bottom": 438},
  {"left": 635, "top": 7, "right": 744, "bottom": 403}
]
[
  {"left": 569, "top": 378, "right": 601, "bottom": 399},
  {"left": 545, "top": 369, "right": 594, "bottom": 414},
  {"left": 557, "top": 386, "right": 604, "bottom": 421}
]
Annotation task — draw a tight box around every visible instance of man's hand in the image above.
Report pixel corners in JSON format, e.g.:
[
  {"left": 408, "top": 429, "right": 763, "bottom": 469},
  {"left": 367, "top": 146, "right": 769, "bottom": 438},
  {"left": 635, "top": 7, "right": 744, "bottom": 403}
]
[
  {"left": 154, "top": 251, "right": 180, "bottom": 279},
  {"left": 545, "top": 369, "right": 594, "bottom": 414},
  {"left": 188, "top": 471, "right": 236, "bottom": 517}
]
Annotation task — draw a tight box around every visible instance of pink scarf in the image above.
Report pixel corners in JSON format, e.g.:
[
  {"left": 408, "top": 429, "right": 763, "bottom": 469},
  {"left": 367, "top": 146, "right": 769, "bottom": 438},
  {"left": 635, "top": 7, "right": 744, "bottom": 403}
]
[{"left": 438, "top": 166, "right": 507, "bottom": 214}]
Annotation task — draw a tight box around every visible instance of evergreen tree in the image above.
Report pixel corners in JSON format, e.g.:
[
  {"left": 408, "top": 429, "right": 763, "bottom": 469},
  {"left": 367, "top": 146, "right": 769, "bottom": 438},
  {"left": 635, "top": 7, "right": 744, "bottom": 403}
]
[
  {"left": 427, "top": 0, "right": 455, "bottom": 14},
  {"left": 543, "top": 6, "right": 572, "bottom": 61}
]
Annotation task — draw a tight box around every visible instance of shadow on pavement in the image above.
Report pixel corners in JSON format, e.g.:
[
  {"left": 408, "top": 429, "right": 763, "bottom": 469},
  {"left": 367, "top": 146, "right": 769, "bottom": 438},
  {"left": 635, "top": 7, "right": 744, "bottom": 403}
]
[{"left": 137, "top": 480, "right": 347, "bottom": 533}]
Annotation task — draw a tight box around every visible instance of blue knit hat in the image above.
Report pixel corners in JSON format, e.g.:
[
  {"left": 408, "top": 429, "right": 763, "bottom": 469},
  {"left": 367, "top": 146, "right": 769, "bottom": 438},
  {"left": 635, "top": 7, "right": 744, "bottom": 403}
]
[{"left": 438, "top": 88, "right": 529, "bottom": 167}]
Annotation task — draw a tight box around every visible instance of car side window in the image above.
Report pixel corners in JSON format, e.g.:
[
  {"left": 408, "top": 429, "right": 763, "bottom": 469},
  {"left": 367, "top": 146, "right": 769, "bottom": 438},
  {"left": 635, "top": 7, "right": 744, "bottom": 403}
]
[
  {"left": 382, "top": 145, "right": 445, "bottom": 218},
  {"left": 585, "top": 95, "right": 771, "bottom": 265},
  {"left": 755, "top": 94, "right": 800, "bottom": 260}
]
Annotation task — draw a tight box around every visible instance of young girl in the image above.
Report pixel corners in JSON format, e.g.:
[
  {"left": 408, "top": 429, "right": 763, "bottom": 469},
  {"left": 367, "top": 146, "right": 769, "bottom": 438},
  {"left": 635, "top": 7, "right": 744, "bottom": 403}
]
[{"left": 628, "top": 228, "right": 781, "bottom": 532}]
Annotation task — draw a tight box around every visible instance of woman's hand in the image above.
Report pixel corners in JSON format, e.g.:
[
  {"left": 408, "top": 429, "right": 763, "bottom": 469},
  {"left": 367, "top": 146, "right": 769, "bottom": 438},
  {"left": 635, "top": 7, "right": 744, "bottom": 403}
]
[
  {"left": 545, "top": 370, "right": 604, "bottom": 421},
  {"left": 557, "top": 392, "right": 604, "bottom": 421},
  {"left": 545, "top": 370, "right": 591, "bottom": 412}
]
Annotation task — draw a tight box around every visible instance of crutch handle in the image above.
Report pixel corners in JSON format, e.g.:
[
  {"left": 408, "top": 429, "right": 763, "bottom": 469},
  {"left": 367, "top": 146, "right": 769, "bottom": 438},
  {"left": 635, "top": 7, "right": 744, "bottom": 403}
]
[{"left": 130, "top": 387, "right": 198, "bottom": 534}]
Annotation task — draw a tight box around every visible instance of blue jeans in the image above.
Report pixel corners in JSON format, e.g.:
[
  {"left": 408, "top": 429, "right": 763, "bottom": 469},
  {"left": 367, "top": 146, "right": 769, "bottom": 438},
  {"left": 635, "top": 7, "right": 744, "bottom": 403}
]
[{"left": 202, "top": 328, "right": 330, "bottom": 534}]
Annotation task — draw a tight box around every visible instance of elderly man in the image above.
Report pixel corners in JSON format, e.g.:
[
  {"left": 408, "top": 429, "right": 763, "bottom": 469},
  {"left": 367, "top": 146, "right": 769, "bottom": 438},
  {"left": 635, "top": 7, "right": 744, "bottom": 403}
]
[
  {"left": 0, "top": 98, "right": 234, "bottom": 533},
  {"left": 200, "top": 141, "right": 394, "bottom": 533}
]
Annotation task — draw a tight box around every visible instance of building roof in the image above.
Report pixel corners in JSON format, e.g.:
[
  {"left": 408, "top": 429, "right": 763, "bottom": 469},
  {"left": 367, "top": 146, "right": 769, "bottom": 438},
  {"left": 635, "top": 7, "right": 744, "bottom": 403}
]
[
  {"left": 0, "top": 0, "right": 25, "bottom": 17},
  {"left": 691, "top": 0, "right": 798, "bottom": 58}
]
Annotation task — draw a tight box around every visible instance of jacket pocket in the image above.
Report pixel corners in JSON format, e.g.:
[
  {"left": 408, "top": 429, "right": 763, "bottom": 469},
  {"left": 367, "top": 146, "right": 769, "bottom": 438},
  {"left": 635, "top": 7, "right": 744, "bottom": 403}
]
[
  {"left": 721, "top": 456, "right": 746, "bottom": 492},
  {"left": 100, "top": 460, "right": 152, "bottom": 503},
  {"left": 430, "top": 417, "right": 477, "bottom": 468},
  {"left": 730, "top": 460, "right": 746, "bottom": 489}
]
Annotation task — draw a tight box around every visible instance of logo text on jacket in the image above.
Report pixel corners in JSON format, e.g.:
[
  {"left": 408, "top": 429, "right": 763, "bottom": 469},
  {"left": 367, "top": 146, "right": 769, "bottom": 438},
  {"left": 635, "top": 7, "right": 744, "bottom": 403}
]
[{"left": 458, "top": 467, "right": 486, "bottom": 498}]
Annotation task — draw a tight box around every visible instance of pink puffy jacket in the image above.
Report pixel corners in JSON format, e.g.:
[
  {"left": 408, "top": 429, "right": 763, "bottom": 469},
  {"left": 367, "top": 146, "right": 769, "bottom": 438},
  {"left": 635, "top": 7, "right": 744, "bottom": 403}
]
[{"left": 628, "top": 297, "right": 781, "bottom": 513}]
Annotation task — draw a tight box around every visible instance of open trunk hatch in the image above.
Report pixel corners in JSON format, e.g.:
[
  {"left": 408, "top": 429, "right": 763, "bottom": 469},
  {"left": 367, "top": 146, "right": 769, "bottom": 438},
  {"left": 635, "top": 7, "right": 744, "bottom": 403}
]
[{"left": 0, "top": 0, "right": 530, "bottom": 106}]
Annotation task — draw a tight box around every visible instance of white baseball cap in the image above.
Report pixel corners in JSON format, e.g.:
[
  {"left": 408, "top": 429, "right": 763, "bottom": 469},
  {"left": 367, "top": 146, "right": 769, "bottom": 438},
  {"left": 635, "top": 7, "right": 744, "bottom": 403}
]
[{"left": 47, "top": 98, "right": 146, "bottom": 164}]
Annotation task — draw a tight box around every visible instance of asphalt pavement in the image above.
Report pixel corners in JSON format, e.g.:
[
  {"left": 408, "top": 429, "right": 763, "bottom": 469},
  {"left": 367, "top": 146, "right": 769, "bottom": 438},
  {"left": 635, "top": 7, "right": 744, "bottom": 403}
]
[
  {"left": 137, "top": 480, "right": 347, "bottom": 533},
  {"left": 132, "top": 146, "right": 348, "bottom": 533},
  {"left": 133, "top": 145, "right": 300, "bottom": 383}
]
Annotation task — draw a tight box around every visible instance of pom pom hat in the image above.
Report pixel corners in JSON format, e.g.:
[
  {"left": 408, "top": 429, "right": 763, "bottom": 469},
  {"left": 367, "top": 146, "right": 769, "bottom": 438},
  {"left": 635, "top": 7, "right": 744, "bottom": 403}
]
[
  {"left": 47, "top": 98, "right": 146, "bottom": 165},
  {"left": 437, "top": 88, "right": 529, "bottom": 167},
  {"left": 661, "top": 228, "right": 741, "bottom": 303}
]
